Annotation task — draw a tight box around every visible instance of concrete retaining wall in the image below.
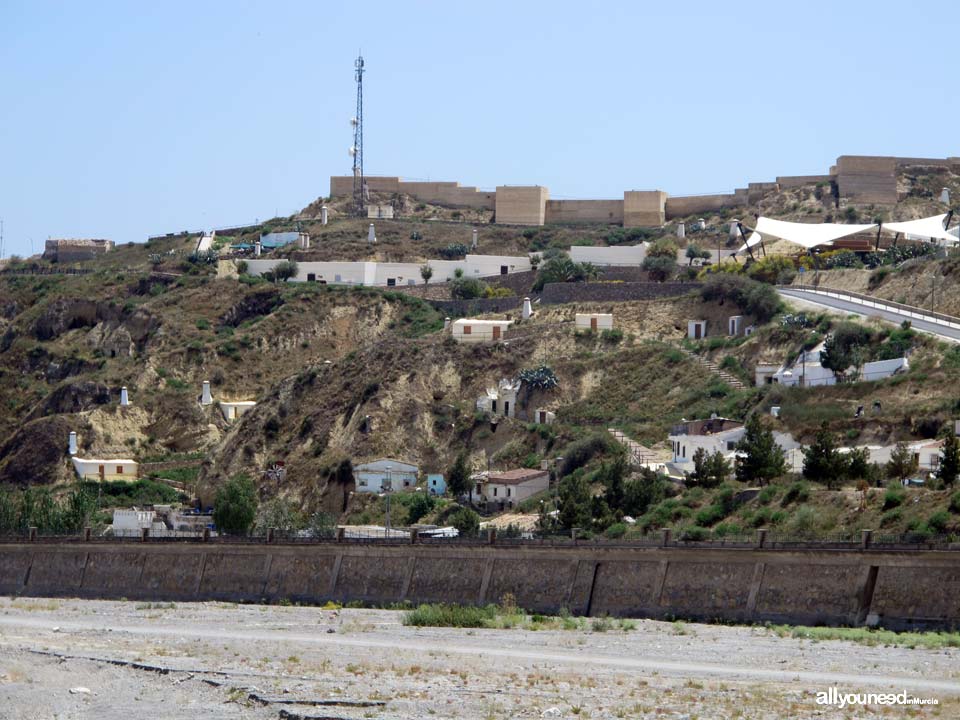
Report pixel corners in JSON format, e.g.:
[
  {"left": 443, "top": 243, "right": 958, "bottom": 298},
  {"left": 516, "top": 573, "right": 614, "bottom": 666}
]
[{"left": 1, "top": 542, "right": 957, "bottom": 630}]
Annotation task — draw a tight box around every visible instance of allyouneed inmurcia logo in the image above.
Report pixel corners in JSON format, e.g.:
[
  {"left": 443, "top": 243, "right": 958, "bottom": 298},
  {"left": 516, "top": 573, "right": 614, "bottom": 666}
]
[{"left": 815, "top": 687, "right": 939, "bottom": 708}]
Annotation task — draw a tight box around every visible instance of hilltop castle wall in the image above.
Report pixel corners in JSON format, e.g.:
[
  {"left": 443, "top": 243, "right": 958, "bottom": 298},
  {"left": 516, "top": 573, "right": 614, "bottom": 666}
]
[{"left": 328, "top": 155, "right": 960, "bottom": 228}]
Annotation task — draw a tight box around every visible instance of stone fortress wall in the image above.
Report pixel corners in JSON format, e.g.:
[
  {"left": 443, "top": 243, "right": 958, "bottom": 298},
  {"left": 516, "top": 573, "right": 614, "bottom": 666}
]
[
  {"left": 1, "top": 539, "right": 958, "bottom": 631},
  {"left": 329, "top": 155, "right": 960, "bottom": 229}
]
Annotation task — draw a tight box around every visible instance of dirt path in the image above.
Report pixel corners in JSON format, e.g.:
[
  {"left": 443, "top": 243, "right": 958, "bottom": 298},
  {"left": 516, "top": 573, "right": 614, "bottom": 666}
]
[{"left": 1, "top": 598, "right": 957, "bottom": 719}]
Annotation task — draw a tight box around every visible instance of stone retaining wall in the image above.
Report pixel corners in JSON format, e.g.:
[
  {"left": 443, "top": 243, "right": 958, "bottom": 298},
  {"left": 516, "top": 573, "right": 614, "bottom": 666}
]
[{"left": 540, "top": 282, "right": 701, "bottom": 304}]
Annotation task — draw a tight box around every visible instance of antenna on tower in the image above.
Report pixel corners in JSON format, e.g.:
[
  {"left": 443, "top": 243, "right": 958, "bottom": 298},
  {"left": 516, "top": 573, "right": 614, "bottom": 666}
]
[{"left": 350, "top": 52, "right": 365, "bottom": 215}]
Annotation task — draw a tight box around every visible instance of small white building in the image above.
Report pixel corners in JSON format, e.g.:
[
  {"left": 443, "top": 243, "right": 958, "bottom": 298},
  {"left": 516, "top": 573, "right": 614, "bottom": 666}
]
[
  {"left": 856, "top": 357, "right": 909, "bottom": 382},
  {"left": 220, "top": 400, "right": 257, "bottom": 422},
  {"left": 476, "top": 378, "right": 521, "bottom": 418},
  {"left": 575, "top": 313, "right": 613, "bottom": 332},
  {"left": 728, "top": 316, "right": 743, "bottom": 336},
  {"left": 687, "top": 320, "right": 707, "bottom": 340},
  {"left": 475, "top": 468, "right": 550, "bottom": 511},
  {"left": 367, "top": 205, "right": 394, "bottom": 219},
  {"left": 452, "top": 318, "right": 513, "bottom": 344},
  {"left": 111, "top": 509, "right": 165, "bottom": 538},
  {"left": 773, "top": 346, "right": 836, "bottom": 388},
  {"left": 754, "top": 363, "right": 781, "bottom": 387},
  {"left": 353, "top": 458, "right": 419, "bottom": 493},
  {"left": 533, "top": 408, "right": 556, "bottom": 425},
  {"left": 72, "top": 457, "right": 139, "bottom": 481}
]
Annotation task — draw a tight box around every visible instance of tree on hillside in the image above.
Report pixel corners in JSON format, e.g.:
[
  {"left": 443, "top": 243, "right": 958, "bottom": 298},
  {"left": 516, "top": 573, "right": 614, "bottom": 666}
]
[
  {"left": 532, "top": 254, "right": 600, "bottom": 291},
  {"left": 406, "top": 492, "right": 437, "bottom": 524},
  {"left": 420, "top": 264, "right": 433, "bottom": 286},
  {"left": 685, "top": 245, "right": 712, "bottom": 266},
  {"left": 557, "top": 473, "right": 592, "bottom": 531},
  {"left": 938, "top": 429, "right": 960, "bottom": 487},
  {"left": 449, "top": 506, "right": 479, "bottom": 537},
  {"left": 820, "top": 322, "right": 873, "bottom": 373},
  {"left": 688, "top": 448, "right": 730, "bottom": 489},
  {"left": 735, "top": 414, "right": 786, "bottom": 486},
  {"left": 642, "top": 255, "right": 677, "bottom": 282},
  {"left": 271, "top": 260, "right": 299, "bottom": 283},
  {"left": 599, "top": 455, "right": 629, "bottom": 511},
  {"left": 622, "top": 467, "right": 667, "bottom": 517},
  {"left": 213, "top": 475, "right": 258, "bottom": 535},
  {"left": 447, "top": 451, "right": 472, "bottom": 501},
  {"left": 803, "top": 424, "right": 847, "bottom": 490},
  {"left": 886, "top": 441, "right": 917, "bottom": 485}
]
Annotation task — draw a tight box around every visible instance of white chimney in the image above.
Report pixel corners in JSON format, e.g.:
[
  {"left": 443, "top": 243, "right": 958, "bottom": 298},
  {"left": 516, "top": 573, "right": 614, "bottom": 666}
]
[
  {"left": 201, "top": 380, "right": 213, "bottom": 406},
  {"left": 472, "top": 228, "right": 478, "bottom": 249},
  {"left": 254, "top": 240, "right": 262, "bottom": 257},
  {"left": 299, "top": 234, "right": 310, "bottom": 250},
  {"left": 443, "top": 317, "right": 451, "bottom": 330},
  {"left": 321, "top": 205, "right": 329, "bottom": 225},
  {"left": 941, "top": 188, "right": 951, "bottom": 205},
  {"left": 68, "top": 431, "right": 78, "bottom": 456},
  {"left": 676, "top": 222, "right": 685, "bottom": 239},
  {"left": 771, "top": 406, "right": 781, "bottom": 418},
  {"left": 368, "top": 224, "right": 376, "bottom": 244},
  {"left": 729, "top": 220, "right": 741, "bottom": 240},
  {"left": 120, "top": 386, "right": 129, "bottom": 406},
  {"left": 697, "top": 218, "right": 706, "bottom": 231},
  {"left": 522, "top": 297, "right": 532, "bottom": 320}
]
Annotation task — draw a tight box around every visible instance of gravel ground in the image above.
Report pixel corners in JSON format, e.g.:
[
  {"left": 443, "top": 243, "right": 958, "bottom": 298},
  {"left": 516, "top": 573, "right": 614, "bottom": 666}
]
[{"left": 0, "top": 597, "right": 957, "bottom": 719}]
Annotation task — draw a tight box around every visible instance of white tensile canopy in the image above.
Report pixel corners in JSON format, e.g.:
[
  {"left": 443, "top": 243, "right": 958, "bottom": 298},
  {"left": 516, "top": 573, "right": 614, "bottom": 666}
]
[
  {"left": 754, "top": 216, "right": 878, "bottom": 249},
  {"left": 881, "top": 214, "right": 957, "bottom": 243},
  {"left": 736, "top": 232, "right": 764, "bottom": 254}
]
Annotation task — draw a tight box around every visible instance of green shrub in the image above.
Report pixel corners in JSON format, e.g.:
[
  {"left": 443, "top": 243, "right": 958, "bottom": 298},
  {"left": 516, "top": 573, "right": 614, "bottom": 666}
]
[
  {"left": 950, "top": 491, "right": 960, "bottom": 514},
  {"left": 882, "top": 487, "right": 905, "bottom": 510},
  {"left": 604, "top": 522, "right": 628, "bottom": 539},
  {"left": 600, "top": 328, "right": 624, "bottom": 344},
  {"left": 928, "top": 510, "right": 950, "bottom": 533},
  {"left": 403, "top": 603, "right": 499, "bottom": 628},
  {"left": 757, "top": 485, "right": 777, "bottom": 505},
  {"left": 781, "top": 481, "right": 810, "bottom": 506}
]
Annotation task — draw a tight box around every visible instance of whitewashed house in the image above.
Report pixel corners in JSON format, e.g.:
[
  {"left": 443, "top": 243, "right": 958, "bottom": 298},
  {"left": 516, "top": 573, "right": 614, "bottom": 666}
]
[
  {"left": 668, "top": 417, "right": 801, "bottom": 472},
  {"left": 669, "top": 417, "right": 746, "bottom": 469},
  {"left": 475, "top": 468, "right": 550, "bottom": 511},
  {"left": 220, "top": 400, "right": 257, "bottom": 421},
  {"left": 773, "top": 345, "right": 836, "bottom": 388},
  {"left": 452, "top": 318, "right": 513, "bottom": 344},
  {"left": 72, "top": 457, "right": 139, "bottom": 481},
  {"left": 768, "top": 344, "right": 908, "bottom": 388},
  {"left": 353, "top": 458, "right": 418, "bottom": 493},
  {"left": 575, "top": 313, "right": 613, "bottom": 331},
  {"left": 476, "top": 379, "right": 521, "bottom": 418}
]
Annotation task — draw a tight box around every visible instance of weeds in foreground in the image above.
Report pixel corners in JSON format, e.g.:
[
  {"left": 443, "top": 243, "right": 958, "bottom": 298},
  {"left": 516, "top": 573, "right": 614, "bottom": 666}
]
[
  {"left": 402, "top": 602, "right": 635, "bottom": 632},
  {"left": 765, "top": 624, "right": 960, "bottom": 649}
]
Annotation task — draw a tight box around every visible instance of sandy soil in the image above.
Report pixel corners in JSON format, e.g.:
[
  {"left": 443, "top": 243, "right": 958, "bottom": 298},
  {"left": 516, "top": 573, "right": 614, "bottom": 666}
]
[{"left": 0, "top": 597, "right": 957, "bottom": 719}]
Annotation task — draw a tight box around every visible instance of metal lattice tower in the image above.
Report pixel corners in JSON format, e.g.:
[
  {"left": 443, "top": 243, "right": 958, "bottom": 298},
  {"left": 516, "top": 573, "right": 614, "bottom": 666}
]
[{"left": 351, "top": 53, "right": 365, "bottom": 215}]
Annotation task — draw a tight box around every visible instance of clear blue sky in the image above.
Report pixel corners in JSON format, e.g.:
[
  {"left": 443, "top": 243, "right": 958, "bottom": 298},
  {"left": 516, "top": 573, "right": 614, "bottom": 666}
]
[{"left": 2, "top": 1, "right": 957, "bottom": 256}]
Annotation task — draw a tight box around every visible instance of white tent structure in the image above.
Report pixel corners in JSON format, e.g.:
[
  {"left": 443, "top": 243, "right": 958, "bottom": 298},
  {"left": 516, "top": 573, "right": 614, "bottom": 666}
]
[
  {"left": 736, "top": 231, "right": 764, "bottom": 255},
  {"left": 881, "top": 214, "right": 957, "bottom": 244},
  {"left": 753, "top": 216, "right": 878, "bottom": 250}
]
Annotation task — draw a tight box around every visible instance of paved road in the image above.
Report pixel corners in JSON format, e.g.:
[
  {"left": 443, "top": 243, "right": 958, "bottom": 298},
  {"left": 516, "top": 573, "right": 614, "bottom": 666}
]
[{"left": 778, "top": 287, "right": 960, "bottom": 342}]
